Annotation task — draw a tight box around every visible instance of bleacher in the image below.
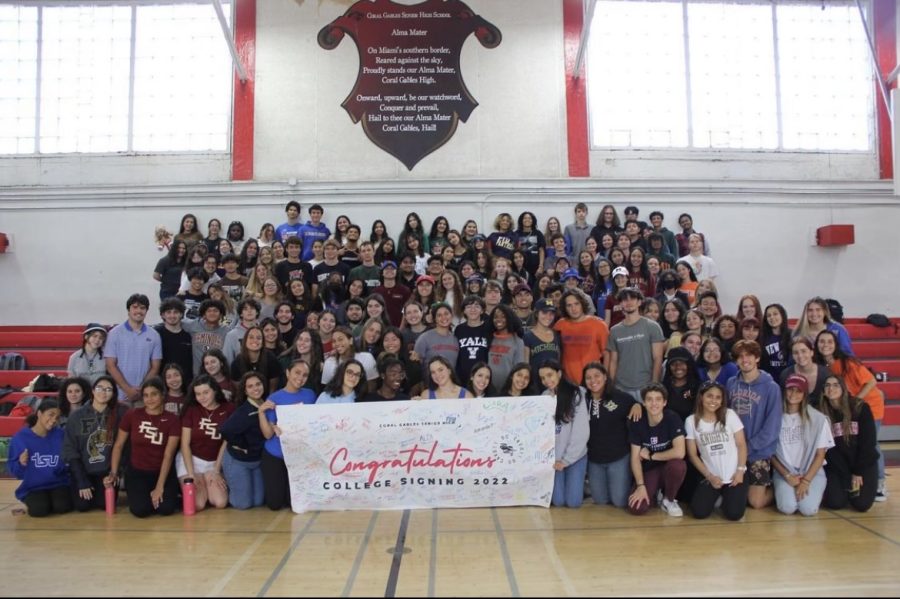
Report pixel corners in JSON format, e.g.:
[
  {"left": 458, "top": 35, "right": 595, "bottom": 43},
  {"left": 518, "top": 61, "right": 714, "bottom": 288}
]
[{"left": 0, "top": 320, "right": 899, "bottom": 439}]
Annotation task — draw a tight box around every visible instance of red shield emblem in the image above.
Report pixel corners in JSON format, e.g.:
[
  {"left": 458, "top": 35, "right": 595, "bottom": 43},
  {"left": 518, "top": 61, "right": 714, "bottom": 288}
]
[{"left": 319, "top": 0, "right": 501, "bottom": 170}]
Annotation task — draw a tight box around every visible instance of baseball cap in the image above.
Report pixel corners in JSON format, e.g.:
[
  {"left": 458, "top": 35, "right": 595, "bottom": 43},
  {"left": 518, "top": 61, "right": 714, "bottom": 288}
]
[
  {"left": 380, "top": 260, "right": 398, "bottom": 270},
  {"left": 83, "top": 323, "right": 107, "bottom": 337},
  {"left": 612, "top": 266, "right": 629, "bottom": 279},
  {"left": 416, "top": 275, "right": 435, "bottom": 285},
  {"left": 534, "top": 298, "right": 557, "bottom": 313},
  {"left": 514, "top": 283, "right": 532, "bottom": 295},
  {"left": 784, "top": 373, "right": 808, "bottom": 391},
  {"left": 561, "top": 268, "right": 583, "bottom": 282}
]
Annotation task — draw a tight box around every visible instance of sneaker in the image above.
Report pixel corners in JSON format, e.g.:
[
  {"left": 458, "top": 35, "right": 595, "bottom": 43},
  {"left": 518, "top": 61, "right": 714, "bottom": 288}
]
[
  {"left": 876, "top": 480, "right": 888, "bottom": 502},
  {"left": 656, "top": 489, "right": 664, "bottom": 504},
  {"left": 660, "top": 497, "right": 683, "bottom": 517},
  {"left": 714, "top": 496, "right": 723, "bottom": 509}
]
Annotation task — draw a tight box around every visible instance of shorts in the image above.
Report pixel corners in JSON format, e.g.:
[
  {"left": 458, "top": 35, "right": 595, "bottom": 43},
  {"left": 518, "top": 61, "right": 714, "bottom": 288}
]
[
  {"left": 175, "top": 452, "right": 218, "bottom": 480},
  {"left": 746, "top": 459, "right": 772, "bottom": 487}
]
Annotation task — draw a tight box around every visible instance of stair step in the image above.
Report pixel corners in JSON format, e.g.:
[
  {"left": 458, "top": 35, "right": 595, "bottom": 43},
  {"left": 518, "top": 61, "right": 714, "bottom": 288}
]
[
  {"left": 0, "top": 392, "right": 59, "bottom": 404},
  {"left": 853, "top": 341, "right": 900, "bottom": 359},
  {"left": 0, "top": 331, "right": 83, "bottom": 349},
  {"left": 845, "top": 323, "right": 900, "bottom": 339},
  {"left": 7, "top": 350, "right": 73, "bottom": 369},
  {"left": 0, "top": 325, "right": 86, "bottom": 333},
  {"left": 0, "top": 416, "right": 27, "bottom": 437},
  {"left": 863, "top": 359, "right": 900, "bottom": 378},
  {"left": 0, "top": 370, "right": 68, "bottom": 388}
]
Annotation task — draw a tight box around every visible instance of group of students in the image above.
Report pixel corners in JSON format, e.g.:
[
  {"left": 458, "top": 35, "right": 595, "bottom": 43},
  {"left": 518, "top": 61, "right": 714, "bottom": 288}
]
[{"left": 7, "top": 202, "right": 885, "bottom": 519}]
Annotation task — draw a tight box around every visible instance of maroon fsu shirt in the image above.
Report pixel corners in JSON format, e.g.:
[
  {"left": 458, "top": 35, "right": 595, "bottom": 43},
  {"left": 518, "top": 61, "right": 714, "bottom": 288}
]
[
  {"left": 120, "top": 408, "right": 181, "bottom": 471},
  {"left": 181, "top": 402, "right": 236, "bottom": 461}
]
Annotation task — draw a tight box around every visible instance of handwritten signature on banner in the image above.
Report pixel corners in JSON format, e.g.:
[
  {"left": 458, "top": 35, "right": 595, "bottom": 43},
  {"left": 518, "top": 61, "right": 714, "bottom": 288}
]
[{"left": 278, "top": 396, "right": 556, "bottom": 513}]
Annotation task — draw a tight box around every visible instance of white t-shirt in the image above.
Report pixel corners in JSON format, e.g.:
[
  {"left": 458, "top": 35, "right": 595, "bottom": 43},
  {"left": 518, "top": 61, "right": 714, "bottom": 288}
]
[
  {"left": 685, "top": 409, "right": 744, "bottom": 483},
  {"left": 778, "top": 412, "right": 835, "bottom": 473},
  {"left": 321, "top": 352, "right": 378, "bottom": 386},
  {"left": 678, "top": 255, "right": 718, "bottom": 281}
]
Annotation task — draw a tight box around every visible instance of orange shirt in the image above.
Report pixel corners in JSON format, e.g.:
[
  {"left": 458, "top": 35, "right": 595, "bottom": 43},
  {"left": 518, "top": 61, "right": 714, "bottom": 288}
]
[
  {"left": 554, "top": 316, "right": 609, "bottom": 385},
  {"left": 831, "top": 359, "right": 883, "bottom": 420},
  {"left": 680, "top": 282, "right": 699, "bottom": 306}
]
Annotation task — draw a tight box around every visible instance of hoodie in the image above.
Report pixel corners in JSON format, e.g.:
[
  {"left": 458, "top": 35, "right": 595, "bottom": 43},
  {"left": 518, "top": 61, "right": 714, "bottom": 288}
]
[
  {"left": 7, "top": 427, "right": 69, "bottom": 501},
  {"left": 62, "top": 403, "right": 129, "bottom": 490},
  {"left": 726, "top": 369, "right": 782, "bottom": 462},
  {"left": 298, "top": 221, "right": 331, "bottom": 261}
]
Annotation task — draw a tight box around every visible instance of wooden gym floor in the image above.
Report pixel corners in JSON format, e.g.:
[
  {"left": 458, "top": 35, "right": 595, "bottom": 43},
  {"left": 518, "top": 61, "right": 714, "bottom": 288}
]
[{"left": 0, "top": 467, "right": 898, "bottom": 597}]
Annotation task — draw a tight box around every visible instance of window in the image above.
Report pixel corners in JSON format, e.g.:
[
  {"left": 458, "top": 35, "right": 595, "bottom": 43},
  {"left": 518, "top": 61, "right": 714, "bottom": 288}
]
[
  {"left": 0, "top": 1, "right": 233, "bottom": 155},
  {"left": 586, "top": 0, "right": 875, "bottom": 152}
]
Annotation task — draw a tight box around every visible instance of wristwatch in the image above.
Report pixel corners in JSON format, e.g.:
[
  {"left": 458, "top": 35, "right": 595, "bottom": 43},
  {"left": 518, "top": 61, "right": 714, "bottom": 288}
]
[{"left": 736, "top": 465, "right": 748, "bottom": 472}]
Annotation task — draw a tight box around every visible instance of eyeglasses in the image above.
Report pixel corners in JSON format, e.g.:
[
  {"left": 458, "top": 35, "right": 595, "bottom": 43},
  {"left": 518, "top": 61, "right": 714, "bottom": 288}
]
[
  {"left": 94, "top": 386, "right": 115, "bottom": 393},
  {"left": 345, "top": 370, "right": 363, "bottom": 378}
]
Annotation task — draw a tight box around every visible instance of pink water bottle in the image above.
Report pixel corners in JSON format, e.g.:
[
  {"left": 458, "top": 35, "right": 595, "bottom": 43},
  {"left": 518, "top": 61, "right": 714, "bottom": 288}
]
[
  {"left": 104, "top": 485, "right": 116, "bottom": 515},
  {"left": 182, "top": 478, "right": 196, "bottom": 516}
]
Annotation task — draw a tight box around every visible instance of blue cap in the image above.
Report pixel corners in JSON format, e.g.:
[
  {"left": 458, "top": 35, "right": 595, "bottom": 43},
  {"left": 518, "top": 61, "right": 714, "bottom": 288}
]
[
  {"left": 561, "top": 268, "right": 583, "bottom": 282},
  {"left": 380, "top": 260, "right": 398, "bottom": 270}
]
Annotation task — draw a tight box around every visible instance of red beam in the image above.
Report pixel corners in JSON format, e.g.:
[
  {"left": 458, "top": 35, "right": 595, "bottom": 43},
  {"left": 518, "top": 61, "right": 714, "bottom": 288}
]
[
  {"left": 874, "top": 0, "right": 895, "bottom": 180},
  {"left": 563, "top": 0, "right": 590, "bottom": 177},
  {"left": 232, "top": 0, "right": 256, "bottom": 181}
]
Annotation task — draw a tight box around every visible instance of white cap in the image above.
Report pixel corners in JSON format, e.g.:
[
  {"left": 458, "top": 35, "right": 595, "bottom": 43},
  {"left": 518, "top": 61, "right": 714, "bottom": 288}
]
[{"left": 612, "top": 266, "right": 629, "bottom": 278}]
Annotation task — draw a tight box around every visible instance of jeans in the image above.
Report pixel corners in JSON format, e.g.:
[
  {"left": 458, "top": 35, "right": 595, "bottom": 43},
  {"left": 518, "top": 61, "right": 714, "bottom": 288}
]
[
  {"left": 222, "top": 451, "right": 265, "bottom": 510},
  {"left": 628, "top": 459, "right": 687, "bottom": 515},
  {"left": 773, "top": 471, "right": 827, "bottom": 517},
  {"left": 875, "top": 419, "right": 885, "bottom": 480},
  {"left": 588, "top": 454, "right": 632, "bottom": 508},
  {"left": 552, "top": 455, "right": 588, "bottom": 508}
]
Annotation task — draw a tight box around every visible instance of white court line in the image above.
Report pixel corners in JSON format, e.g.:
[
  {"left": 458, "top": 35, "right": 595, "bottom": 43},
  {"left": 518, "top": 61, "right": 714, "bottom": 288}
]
[
  {"left": 206, "top": 511, "right": 288, "bottom": 597},
  {"left": 529, "top": 509, "right": 578, "bottom": 597}
]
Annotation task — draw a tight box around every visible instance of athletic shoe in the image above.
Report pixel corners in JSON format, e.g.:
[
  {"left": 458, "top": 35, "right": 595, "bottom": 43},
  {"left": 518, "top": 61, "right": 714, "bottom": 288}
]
[
  {"left": 660, "top": 497, "right": 683, "bottom": 517},
  {"left": 875, "top": 480, "right": 888, "bottom": 502}
]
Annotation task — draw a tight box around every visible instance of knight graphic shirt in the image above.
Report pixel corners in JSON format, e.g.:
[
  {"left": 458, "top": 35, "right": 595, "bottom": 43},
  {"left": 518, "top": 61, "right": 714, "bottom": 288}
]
[
  {"left": 181, "top": 402, "right": 236, "bottom": 462},
  {"left": 8, "top": 427, "right": 70, "bottom": 501},
  {"left": 119, "top": 408, "right": 181, "bottom": 472}
]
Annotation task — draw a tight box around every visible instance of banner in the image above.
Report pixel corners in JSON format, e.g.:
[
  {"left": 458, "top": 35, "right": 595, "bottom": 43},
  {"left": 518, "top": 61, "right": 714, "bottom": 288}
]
[{"left": 278, "top": 396, "right": 556, "bottom": 513}]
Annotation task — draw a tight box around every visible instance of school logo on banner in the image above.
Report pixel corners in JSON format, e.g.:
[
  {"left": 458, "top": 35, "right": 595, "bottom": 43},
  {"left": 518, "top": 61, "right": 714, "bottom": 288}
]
[{"left": 278, "top": 396, "right": 555, "bottom": 513}]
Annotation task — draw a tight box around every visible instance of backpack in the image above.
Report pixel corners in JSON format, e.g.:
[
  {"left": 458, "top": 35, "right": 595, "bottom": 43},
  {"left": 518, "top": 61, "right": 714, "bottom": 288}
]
[
  {"left": 0, "top": 353, "right": 26, "bottom": 370},
  {"left": 866, "top": 313, "right": 891, "bottom": 328},
  {"left": 9, "top": 394, "right": 42, "bottom": 418},
  {"left": 31, "top": 374, "right": 61, "bottom": 393},
  {"left": 0, "top": 402, "right": 13, "bottom": 416},
  {"left": 825, "top": 298, "right": 844, "bottom": 324}
]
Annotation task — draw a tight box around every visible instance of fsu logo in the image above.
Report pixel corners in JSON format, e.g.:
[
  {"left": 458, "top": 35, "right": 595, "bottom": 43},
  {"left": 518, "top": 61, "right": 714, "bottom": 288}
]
[{"left": 319, "top": 0, "right": 501, "bottom": 170}]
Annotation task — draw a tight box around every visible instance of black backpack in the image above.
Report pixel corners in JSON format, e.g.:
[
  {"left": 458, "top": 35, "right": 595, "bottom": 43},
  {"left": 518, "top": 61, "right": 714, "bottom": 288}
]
[
  {"left": 825, "top": 298, "right": 844, "bottom": 324},
  {"left": 32, "top": 374, "right": 61, "bottom": 393},
  {"left": 0, "top": 353, "right": 26, "bottom": 370},
  {"left": 866, "top": 313, "right": 891, "bottom": 328}
]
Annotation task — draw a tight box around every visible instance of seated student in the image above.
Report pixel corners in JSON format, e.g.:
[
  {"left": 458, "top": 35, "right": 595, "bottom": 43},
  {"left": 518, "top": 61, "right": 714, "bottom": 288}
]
[
  {"left": 322, "top": 326, "right": 379, "bottom": 391},
  {"left": 467, "top": 362, "right": 494, "bottom": 398},
  {"left": 626, "top": 384, "right": 686, "bottom": 517},
  {"left": 177, "top": 376, "right": 235, "bottom": 512},
  {"left": 8, "top": 399, "right": 72, "bottom": 517},
  {"left": 361, "top": 356, "right": 410, "bottom": 402},
  {"left": 499, "top": 362, "right": 534, "bottom": 398},
  {"left": 685, "top": 382, "right": 748, "bottom": 521},
  {"left": 819, "top": 375, "right": 878, "bottom": 512},
  {"left": 230, "top": 326, "right": 283, "bottom": 395},
  {"left": 416, "top": 356, "right": 473, "bottom": 400},
  {"left": 317, "top": 359, "right": 368, "bottom": 404},
  {"left": 68, "top": 323, "right": 108, "bottom": 384},
  {"left": 697, "top": 337, "right": 738, "bottom": 386},
  {"left": 105, "top": 378, "right": 181, "bottom": 518},
  {"left": 771, "top": 374, "right": 834, "bottom": 516},
  {"left": 56, "top": 377, "right": 89, "bottom": 429},
  {"left": 258, "top": 360, "right": 317, "bottom": 511},
  {"left": 219, "top": 372, "right": 269, "bottom": 510},
  {"left": 538, "top": 361, "right": 589, "bottom": 508}
]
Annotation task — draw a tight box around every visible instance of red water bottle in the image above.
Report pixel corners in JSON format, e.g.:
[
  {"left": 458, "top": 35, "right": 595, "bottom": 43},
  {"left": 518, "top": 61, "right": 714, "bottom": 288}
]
[
  {"left": 105, "top": 485, "right": 116, "bottom": 515},
  {"left": 182, "top": 478, "right": 196, "bottom": 516}
]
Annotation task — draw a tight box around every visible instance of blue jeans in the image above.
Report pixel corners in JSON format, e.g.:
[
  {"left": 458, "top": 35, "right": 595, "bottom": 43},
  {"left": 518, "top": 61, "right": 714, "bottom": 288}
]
[
  {"left": 875, "top": 419, "right": 885, "bottom": 480},
  {"left": 588, "top": 454, "right": 632, "bottom": 508},
  {"left": 552, "top": 455, "right": 588, "bottom": 508},
  {"left": 773, "top": 471, "right": 827, "bottom": 517},
  {"left": 222, "top": 451, "right": 264, "bottom": 510}
]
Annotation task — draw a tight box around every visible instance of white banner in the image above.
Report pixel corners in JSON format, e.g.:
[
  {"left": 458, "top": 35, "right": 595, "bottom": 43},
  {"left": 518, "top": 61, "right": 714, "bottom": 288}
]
[{"left": 278, "top": 396, "right": 556, "bottom": 513}]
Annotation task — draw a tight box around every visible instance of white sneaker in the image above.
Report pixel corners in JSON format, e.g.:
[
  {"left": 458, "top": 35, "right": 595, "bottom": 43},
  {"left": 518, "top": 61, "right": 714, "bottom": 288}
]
[
  {"left": 875, "top": 479, "right": 888, "bottom": 502},
  {"left": 660, "top": 497, "right": 683, "bottom": 517}
]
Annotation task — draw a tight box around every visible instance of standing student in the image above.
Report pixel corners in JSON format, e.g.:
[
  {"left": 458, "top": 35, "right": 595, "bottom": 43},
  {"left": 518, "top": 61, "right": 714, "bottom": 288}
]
[
  {"left": 63, "top": 376, "right": 128, "bottom": 512},
  {"left": 780, "top": 337, "right": 829, "bottom": 406},
  {"left": 321, "top": 326, "right": 379, "bottom": 390},
  {"left": 564, "top": 202, "right": 592, "bottom": 258},
  {"left": 819, "top": 375, "right": 879, "bottom": 512},
  {"left": 222, "top": 298, "right": 262, "bottom": 366},
  {"left": 516, "top": 211, "right": 545, "bottom": 277},
  {"left": 525, "top": 298, "right": 561, "bottom": 376},
  {"left": 153, "top": 240, "right": 188, "bottom": 300},
  {"left": 67, "top": 323, "right": 108, "bottom": 384},
  {"left": 412, "top": 303, "right": 460, "bottom": 378},
  {"left": 317, "top": 359, "right": 367, "bottom": 404},
  {"left": 230, "top": 326, "right": 283, "bottom": 395},
  {"left": 105, "top": 294, "right": 163, "bottom": 405},
  {"left": 771, "top": 373, "right": 834, "bottom": 516},
  {"left": 105, "top": 378, "right": 181, "bottom": 517},
  {"left": 56, "top": 377, "right": 89, "bottom": 429},
  {"left": 793, "top": 296, "right": 854, "bottom": 356},
  {"left": 726, "top": 340, "right": 782, "bottom": 509},
  {"left": 454, "top": 295, "right": 491, "bottom": 382},
  {"left": 583, "top": 362, "right": 641, "bottom": 508},
  {"left": 154, "top": 297, "right": 194, "bottom": 384},
  {"left": 297, "top": 204, "right": 331, "bottom": 261},
  {"left": 626, "top": 384, "right": 686, "bottom": 517},
  {"left": 258, "top": 360, "right": 317, "bottom": 510},
  {"left": 274, "top": 236, "right": 316, "bottom": 297},
  {"left": 606, "top": 288, "right": 665, "bottom": 403},
  {"left": 555, "top": 289, "right": 609, "bottom": 386},
  {"left": 219, "top": 372, "right": 269, "bottom": 509},
  {"left": 361, "top": 356, "right": 410, "bottom": 402},
  {"left": 761, "top": 303, "right": 792, "bottom": 380},
  {"left": 8, "top": 400, "right": 72, "bottom": 517},
  {"left": 161, "top": 363, "right": 187, "bottom": 416},
  {"left": 487, "top": 212, "right": 518, "bottom": 260},
  {"left": 275, "top": 200, "right": 303, "bottom": 244},
  {"left": 183, "top": 299, "right": 234, "bottom": 377},
  {"left": 685, "top": 382, "right": 748, "bottom": 521},
  {"left": 487, "top": 304, "right": 526, "bottom": 395},
  {"left": 538, "top": 361, "right": 590, "bottom": 508}
]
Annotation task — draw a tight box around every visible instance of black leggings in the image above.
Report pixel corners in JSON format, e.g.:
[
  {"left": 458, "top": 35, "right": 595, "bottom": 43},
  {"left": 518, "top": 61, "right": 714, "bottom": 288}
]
[
  {"left": 261, "top": 449, "right": 292, "bottom": 511},
  {"left": 124, "top": 467, "right": 179, "bottom": 518},
  {"left": 23, "top": 486, "right": 72, "bottom": 518},
  {"left": 691, "top": 478, "right": 748, "bottom": 521},
  {"left": 823, "top": 465, "right": 878, "bottom": 513},
  {"left": 72, "top": 474, "right": 107, "bottom": 512}
]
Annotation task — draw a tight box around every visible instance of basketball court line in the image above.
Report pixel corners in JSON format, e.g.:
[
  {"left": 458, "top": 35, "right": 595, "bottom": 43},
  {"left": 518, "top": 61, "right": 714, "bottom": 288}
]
[
  {"left": 256, "top": 512, "right": 320, "bottom": 597},
  {"left": 341, "top": 511, "right": 379, "bottom": 597},
  {"left": 491, "top": 507, "right": 520, "bottom": 597}
]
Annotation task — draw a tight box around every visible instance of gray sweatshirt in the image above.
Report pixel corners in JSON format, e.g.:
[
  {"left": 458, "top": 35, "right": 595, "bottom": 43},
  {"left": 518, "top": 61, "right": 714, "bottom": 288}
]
[{"left": 551, "top": 387, "right": 590, "bottom": 466}]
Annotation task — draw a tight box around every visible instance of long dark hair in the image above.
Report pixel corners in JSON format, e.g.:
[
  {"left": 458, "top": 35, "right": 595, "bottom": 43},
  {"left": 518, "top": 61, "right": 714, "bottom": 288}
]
[
  {"left": 500, "top": 362, "right": 533, "bottom": 396},
  {"left": 26, "top": 398, "right": 61, "bottom": 428},
  {"left": 57, "top": 376, "right": 90, "bottom": 417},
  {"left": 540, "top": 360, "right": 580, "bottom": 424},
  {"left": 91, "top": 375, "right": 121, "bottom": 443},
  {"left": 813, "top": 329, "right": 863, "bottom": 374},
  {"left": 235, "top": 371, "right": 270, "bottom": 407},
  {"left": 324, "top": 359, "right": 367, "bottom": 399},
  {"left": 580, "top": 361, "right": 610, "bottom": 400},
  {"left": 180, "top": 374, "right": 226, "bottom": 418},
  {"left": 692, "top": 381, "right": 728, "bottom": 430}
]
